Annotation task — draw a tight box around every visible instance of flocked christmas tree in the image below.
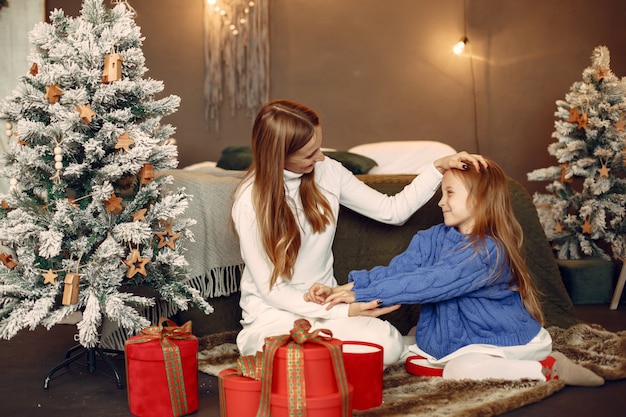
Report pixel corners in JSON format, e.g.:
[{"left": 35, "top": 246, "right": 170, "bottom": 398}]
[
  {"left": 0, "top": 0, "right": 213, "bottom": 348},
  {"left": 528, "top": 45, "right": 626, "bottom": 262}
]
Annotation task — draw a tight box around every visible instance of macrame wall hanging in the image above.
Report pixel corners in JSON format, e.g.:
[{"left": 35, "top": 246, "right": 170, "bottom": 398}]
[{"left": 204, "top": 0, "right": 270, "bottom": 130}]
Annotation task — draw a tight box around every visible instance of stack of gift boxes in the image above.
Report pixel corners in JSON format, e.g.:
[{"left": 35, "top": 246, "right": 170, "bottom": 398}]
[
  {"left": 219, "top": 319, "right": 385, "bottom": 417},
  {"left": 123, "top": 318, "right": 385, "bottom": 417}
]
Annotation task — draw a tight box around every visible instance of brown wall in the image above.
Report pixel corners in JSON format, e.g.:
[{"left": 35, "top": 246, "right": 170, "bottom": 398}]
[{"left": 45, "top": 0, "right": 626, "bottom": 194}]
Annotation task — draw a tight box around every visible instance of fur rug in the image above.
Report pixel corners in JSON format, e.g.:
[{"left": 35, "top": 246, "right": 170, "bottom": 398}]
[{"left": 197, "top": 323, "right": 626, "bottom": 417}]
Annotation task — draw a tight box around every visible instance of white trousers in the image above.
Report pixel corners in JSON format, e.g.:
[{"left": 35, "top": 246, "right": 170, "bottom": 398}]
[
  {"left": 405, "top": 327, "right": 553, "bottom": 381},
  {"left": 237, "top": 314, "right": 404, "bottom": 367}
]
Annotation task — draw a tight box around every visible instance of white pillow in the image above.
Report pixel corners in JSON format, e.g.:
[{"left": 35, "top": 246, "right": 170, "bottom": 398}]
[
  {"left": 183, "top": 161, "right": 217, "bottom": 171},
  {"left": 348, "top": 141, "right": 456, "bottom": 175}
]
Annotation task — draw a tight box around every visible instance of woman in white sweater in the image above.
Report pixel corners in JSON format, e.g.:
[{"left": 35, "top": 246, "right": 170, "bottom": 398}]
[{"left": 231, "top": 99, "right": 485, "bottom": 365}]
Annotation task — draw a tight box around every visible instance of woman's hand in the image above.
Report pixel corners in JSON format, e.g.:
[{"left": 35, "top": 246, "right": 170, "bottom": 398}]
[{"left": 434, "top": 151, "right": 488, "bottom": 174}]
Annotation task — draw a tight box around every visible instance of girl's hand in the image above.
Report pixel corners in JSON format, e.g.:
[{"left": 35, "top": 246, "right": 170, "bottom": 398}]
[
  {"left": 324, "top": 288, "right": 356, "bottom": 309},
  {"left": 434, "top": 151, "right": 488, "bottom": 174},
  {"left": 304, "top": 283, "right": 332, "bottom": 304},
  {"left": 348, "top": 300, "right": 401, "bottom": 317}
]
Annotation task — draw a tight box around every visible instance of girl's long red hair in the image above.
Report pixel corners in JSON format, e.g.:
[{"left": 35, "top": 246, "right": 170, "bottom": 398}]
[{"left": 451, "top": 159, "right": 545, "bottom": 324}]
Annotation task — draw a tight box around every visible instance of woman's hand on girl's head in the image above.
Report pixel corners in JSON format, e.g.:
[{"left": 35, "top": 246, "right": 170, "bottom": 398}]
[
  {"left": 434, "top": 151, "right": 488, "bottom": 174},
  {"left": 348, "top": 300, "right": 401, "bottom": 317}
]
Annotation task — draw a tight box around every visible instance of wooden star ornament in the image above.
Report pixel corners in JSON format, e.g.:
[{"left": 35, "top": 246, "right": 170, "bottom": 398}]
[
  {"left": 76, "top": 104, "right": 96, "bottom": 124},
  {"left": 29, "top": 62, "right": 38, "bottom": 76},
  {"left": 104, "top": 193, "right": 123, "bottom": 213},
  {"left": 43, "top": 269, "right": 59, "bottom": 284},
  {"left": 568, "top": 108, "right": 588, "bottom": 130},
  {"left": 581, "top": 218, "right": 593, "bottom": 234},
  {"left": 598, "top": 163, "right": 611, "bottom": 178},
  {"left": 45, "top": 84, "right": 62, "bottom": 104},
  {"left": 554, "top": 222, "right": 564, "bottom": 234},
  {"left": 123, "top": 249, "right": 149, "bottom": 278},
  {"left": 132, "top": 208, "right": 147, "bottom": 222},
  {"left": 595, "top": 66, "right": 609, "bottom": 81},
  {"left": 115, "top": 131, "right": 135, "bottom": 151},
  {"left": 155, "top": 223, "right": 181, "bottom": 250}
]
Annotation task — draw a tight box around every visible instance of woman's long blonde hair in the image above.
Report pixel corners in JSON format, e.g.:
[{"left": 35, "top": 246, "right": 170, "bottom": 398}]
[
  {"left": 453, "top": 159, "right": 545, "bottom": 324},
  {"left": 242, "top": 100, "right": 334, "bottom": 288}
]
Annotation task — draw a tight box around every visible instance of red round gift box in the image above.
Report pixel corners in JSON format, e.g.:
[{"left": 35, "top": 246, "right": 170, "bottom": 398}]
[
  {"left": 125, "top": 337, "right": 199, "bottom": 417},
  {"left": 218, "top": 368, "right": 262, "bottom": 417},
  {"left": 342, "top": 341, "right": 384, "bottom": 410}
]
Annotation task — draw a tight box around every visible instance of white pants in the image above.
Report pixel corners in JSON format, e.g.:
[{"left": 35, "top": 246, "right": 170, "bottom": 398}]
[
  {"left": 405, "top": 327, "right": 553, "bottom": 381},
  {"left": 237, "top": 315, "right": 404, "bottom": 367}
]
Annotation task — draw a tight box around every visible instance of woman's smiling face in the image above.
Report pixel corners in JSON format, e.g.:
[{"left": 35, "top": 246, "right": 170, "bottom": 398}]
[{"left": 284, "top": 125, "right": 325, "bottom": 174}]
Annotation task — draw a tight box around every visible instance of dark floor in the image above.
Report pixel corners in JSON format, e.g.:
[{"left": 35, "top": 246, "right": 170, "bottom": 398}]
[{"left": 1, "top": 304, "right": 625, "bottom": 417}]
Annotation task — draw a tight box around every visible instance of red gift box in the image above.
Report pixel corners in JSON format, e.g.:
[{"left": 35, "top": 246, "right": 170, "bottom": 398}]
[
  {"left": 219, "top": 367, "right": 262, "bottom": 417},
  {"left": 342, "top": 341, "right": 384, "bottom": 410},
  {"left": 219, "top": 374, "right": 353, "bottom": 417},
  {"left": 125, "top": 318, "right": 199, "bottom": 417}
]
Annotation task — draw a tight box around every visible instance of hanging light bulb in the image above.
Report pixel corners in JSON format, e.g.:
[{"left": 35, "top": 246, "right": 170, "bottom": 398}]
[
  {"left": 207, "top": 0, "right": 217, "bottom": 5},
  {"left": 453, "top": 37, "right": 469, "bottom": 55}
]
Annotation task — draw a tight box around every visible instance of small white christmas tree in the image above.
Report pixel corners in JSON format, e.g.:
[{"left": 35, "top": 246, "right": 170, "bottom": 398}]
[
  {"left": 0, "top": 0, "right": 212, "bottom": 348},
  {"left": 528, "top": 45, "right": 626, "bottom": 261}
]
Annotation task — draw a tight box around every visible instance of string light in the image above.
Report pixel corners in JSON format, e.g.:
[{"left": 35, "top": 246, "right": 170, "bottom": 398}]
[
  {"left": 206, "top": 0, "right": 255, "bottom": 36},
  {"left": 453, "top": 37, "right": 468, "bottom": 55}
]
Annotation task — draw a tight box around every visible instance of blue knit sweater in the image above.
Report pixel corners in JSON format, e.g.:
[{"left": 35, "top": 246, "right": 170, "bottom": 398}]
[{"left": 349, "top": 224, "right": 542, "bottom": 359}]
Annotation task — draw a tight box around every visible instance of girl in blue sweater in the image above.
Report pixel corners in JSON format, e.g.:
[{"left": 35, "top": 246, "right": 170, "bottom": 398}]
[{"left": 306, "top": 158, "right": 604, "bottom": 386}]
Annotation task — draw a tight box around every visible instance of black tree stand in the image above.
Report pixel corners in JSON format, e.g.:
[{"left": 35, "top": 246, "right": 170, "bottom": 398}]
[{"left": 43, "top": 341, "right": 124, "bottom": 389}]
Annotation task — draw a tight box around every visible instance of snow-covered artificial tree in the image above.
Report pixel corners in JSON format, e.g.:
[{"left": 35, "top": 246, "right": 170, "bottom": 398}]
[
  {"left": 528, "top": 46, "right": 626, "bottom": 261},
  {"left": 0, "top": 0, "right": 213, "bottom": 348}
]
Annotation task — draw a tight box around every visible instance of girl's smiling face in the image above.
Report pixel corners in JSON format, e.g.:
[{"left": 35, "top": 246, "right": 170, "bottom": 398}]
[{"left": 438, "top": 170, "right": 475, "bottom": 234}]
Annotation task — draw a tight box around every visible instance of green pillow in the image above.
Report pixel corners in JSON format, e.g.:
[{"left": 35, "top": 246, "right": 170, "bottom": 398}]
[
  {"left": 216, "top": 146, "right": 252, "bottom": 170},
  {"left": 322, "top": 151, "right": 377, "bottom": 174},
  {"left": 216, "top": 146, "right": 378, "bottom": 174}
]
